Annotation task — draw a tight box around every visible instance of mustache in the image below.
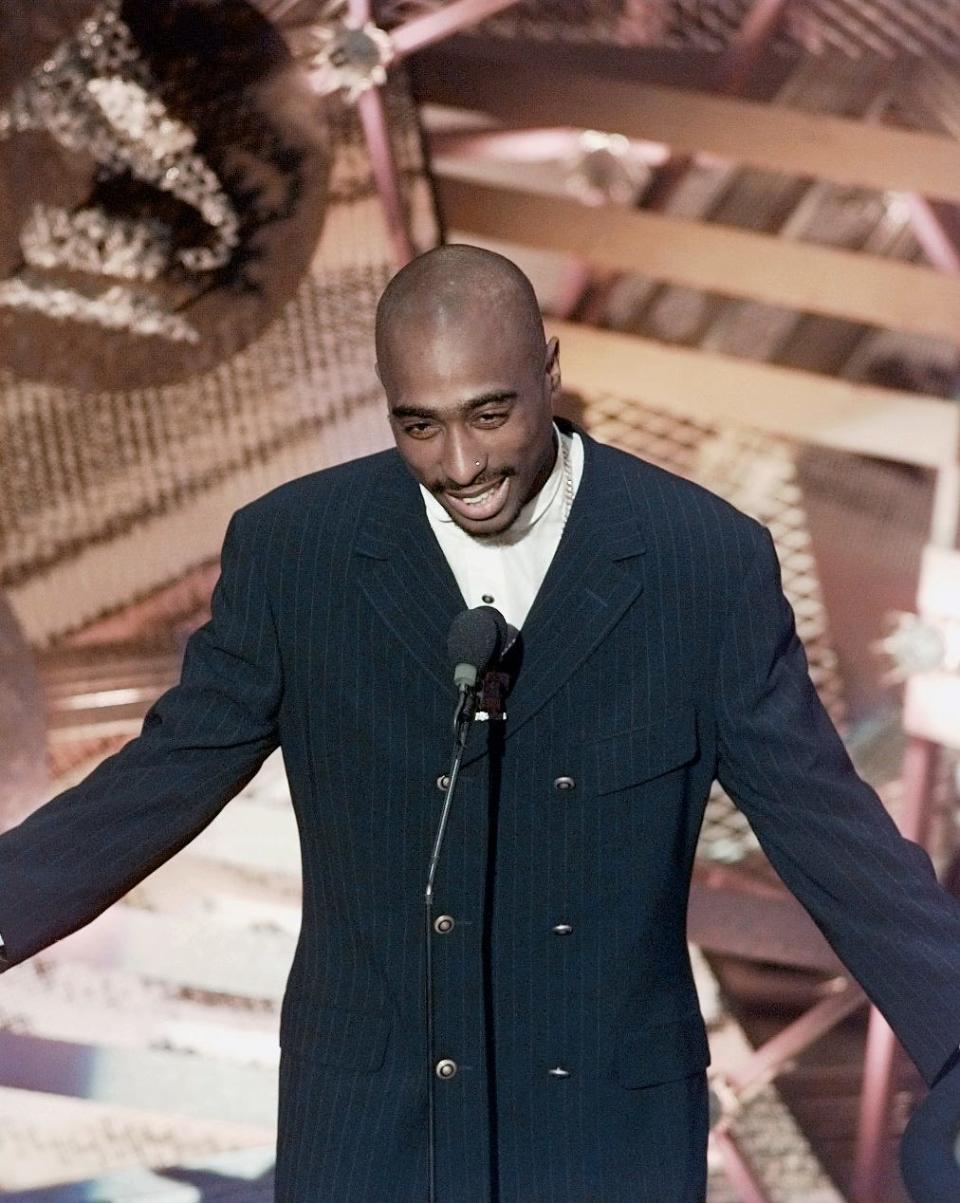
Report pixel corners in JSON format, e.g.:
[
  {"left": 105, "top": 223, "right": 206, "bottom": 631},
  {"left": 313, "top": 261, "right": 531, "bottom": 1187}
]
[{"left": 431, "top": 467, "right": 517, "bottom": 495}]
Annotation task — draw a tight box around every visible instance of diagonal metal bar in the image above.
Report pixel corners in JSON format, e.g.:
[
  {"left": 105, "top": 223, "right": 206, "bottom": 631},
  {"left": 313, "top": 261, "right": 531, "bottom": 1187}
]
[
  {"left": 357, "top": 84, "right": 416, "bottom": 266},
  {"left": 725, "top": 980, "right": 867, "bottom": 1095},
  {"left": 716, "top": 0, "right": 791, "bottom": 95},
  {"left": 390, "top": 0, "right": 523, "bottom": 59},
  {"left": 852, "top": 735, "right": 943, "bottom": 1203},
  {"left": 905, "top": 194, "right": 960, "bottom": 275},
  {"left": 350, "top": 0, "right": 522, "bottom": 271},
  {"left": 711, "top": 1128, "right": 775, "bottom": 1203}
]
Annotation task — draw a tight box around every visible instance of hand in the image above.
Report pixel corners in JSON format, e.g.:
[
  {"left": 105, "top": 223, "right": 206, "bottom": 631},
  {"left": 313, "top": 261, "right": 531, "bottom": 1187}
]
[{"left": 900, "top": 1057, "right": 960, "bottom": 1202}]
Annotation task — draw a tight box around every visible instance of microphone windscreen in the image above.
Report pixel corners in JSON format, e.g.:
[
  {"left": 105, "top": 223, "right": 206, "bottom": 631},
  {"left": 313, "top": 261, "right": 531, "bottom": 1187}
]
[{"left": 447, "top": 606, "right": 507, "bottom": 681}]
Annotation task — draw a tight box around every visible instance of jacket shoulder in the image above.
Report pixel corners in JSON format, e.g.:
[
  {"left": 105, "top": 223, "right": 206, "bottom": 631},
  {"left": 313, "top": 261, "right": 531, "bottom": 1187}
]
[
  {"left": 596, "top": 439, "right": 766, "bottom": 549},
  {"left": 232, "top": 447, "right": 396, "bottom": 530}
]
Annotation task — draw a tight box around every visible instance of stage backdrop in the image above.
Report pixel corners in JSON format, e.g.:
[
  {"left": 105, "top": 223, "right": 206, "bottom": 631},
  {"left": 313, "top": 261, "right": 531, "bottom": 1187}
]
[{"left": 0, "top": 0, "right": 440, "bottom": 645}]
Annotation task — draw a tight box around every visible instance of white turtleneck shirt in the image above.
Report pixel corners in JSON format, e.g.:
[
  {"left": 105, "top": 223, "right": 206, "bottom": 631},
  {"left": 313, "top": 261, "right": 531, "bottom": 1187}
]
[{"left": 419, "top": 424, "right": 584, "bottom": 631}]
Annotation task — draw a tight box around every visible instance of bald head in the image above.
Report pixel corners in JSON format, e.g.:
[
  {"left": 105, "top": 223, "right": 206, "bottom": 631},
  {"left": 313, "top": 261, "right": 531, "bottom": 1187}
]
[
  {"left": 375, "top": 244, "right": 546, "bottom": 389},
  {"left": 376, "top": 244, "right": 561, "bottom": 538}
]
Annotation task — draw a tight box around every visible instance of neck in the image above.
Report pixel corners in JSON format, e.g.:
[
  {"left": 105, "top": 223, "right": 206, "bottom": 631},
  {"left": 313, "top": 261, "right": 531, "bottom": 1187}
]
[{"left": 519, "top": 424, "right": 560, "bottom": 510}]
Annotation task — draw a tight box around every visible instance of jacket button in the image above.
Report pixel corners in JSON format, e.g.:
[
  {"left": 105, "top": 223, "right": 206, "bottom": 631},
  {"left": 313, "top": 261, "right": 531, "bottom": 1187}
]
[
  {"left": 434, "top": 914, "right": 455, "bottom": 934},
  {"left": 551, "top": 923, "right": 573, "bottom": 935},
  {"left": 435, "top": 1058, "right": 458, "bottom": 1079},
  {"left": 548, "top": 1066, "right": 571, "bottom": 1078},
  {"left": 553, "top": 776, "right": 575, "bottom": 791},
  {"left": 436, "top": 774, "right": 450, "bottom": 791}
]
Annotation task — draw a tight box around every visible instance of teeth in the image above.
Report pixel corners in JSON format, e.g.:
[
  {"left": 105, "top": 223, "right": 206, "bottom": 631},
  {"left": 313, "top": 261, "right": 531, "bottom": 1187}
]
[{"left": 463, "top": 486, "right": 495, "bottom": 506}]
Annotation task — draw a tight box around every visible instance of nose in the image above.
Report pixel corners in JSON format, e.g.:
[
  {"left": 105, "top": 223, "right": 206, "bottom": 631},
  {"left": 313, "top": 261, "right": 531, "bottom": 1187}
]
[{"left": 441, "top": 428, "right": 485, "bottom": 488}]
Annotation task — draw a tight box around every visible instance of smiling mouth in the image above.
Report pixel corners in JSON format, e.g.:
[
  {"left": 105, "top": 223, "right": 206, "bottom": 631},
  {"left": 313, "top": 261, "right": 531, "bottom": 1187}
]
[{"left": 443, "top": 476, "right": 510, "bottom": 522}]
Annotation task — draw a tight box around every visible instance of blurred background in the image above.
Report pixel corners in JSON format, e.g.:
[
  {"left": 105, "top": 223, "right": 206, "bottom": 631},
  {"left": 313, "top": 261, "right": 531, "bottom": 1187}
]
[{"left": 1, "top": 1, "right": 960, "bottom": 1199}]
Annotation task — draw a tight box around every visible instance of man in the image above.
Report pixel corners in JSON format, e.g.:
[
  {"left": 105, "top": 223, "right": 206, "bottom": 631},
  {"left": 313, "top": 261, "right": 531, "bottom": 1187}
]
[{"left": 0, "top": 243, "right": 958, "bottom": 1202}]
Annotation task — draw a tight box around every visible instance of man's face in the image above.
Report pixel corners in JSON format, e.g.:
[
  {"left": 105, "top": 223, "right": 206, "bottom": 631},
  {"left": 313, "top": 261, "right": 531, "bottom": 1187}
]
[{"left": 382, "top": 324, "right": 560, "bottom": 538}]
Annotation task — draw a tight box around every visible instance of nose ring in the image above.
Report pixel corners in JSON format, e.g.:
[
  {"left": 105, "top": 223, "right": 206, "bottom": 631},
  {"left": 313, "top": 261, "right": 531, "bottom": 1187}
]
[{"left": 475, "top": 460, "right": 481, "bottom": 467}]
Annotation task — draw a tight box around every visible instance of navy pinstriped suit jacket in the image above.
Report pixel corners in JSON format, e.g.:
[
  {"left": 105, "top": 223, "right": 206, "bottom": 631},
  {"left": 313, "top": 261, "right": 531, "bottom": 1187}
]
[{"left": 2, "top": 421, "right": 960, "bottom": 1202}]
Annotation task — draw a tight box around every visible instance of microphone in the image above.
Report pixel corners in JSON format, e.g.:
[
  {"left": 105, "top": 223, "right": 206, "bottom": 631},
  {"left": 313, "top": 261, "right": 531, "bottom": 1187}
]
[
  {"left": 424, "top": 603, "right": 508, "bottom": 1203},
  {"left": 447, "top": 605, "right": 507, "bottom": 691}
]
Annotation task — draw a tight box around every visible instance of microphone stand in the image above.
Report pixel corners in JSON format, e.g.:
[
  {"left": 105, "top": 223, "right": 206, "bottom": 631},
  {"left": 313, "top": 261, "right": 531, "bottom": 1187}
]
[{"left": 424, "top": 683, "right": 476, "bottom": 1203}]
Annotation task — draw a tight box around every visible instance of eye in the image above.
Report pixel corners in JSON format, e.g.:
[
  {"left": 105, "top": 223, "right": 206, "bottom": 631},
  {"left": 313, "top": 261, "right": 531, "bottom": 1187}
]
[
  {"left": 402, "top": 421, "right": 436, "bottom": 439},
  {"left": 474, "top": 410, "right": 508, "bottom": 426}
]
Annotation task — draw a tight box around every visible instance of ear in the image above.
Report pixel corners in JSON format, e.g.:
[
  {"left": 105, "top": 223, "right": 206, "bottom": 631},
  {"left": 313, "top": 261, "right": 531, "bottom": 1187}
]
[{"left": 545, "top": 336, "right": 561, "bottom": 400}]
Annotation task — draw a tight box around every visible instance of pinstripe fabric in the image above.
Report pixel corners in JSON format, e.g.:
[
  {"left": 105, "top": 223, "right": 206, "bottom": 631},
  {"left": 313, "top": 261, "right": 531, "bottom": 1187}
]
[{"left": 2, "top": 420, "right": 960, "bottom": 1202}]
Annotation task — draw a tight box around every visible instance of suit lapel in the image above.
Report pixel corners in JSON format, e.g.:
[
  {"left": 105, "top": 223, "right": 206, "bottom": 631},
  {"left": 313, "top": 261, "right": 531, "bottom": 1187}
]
[
  {"left": 355, "top": 451, "right": 465, "bottom": 697},
  {"left": 354, "top": 431, "right": 647, "bottom": 754},
  {"left": 487, "top": 430, "right": 646, "bottom": 749}
]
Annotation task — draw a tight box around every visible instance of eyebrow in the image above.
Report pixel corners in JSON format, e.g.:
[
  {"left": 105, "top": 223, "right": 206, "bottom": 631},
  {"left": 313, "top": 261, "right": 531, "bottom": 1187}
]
[{"left": 390, "top": 390, "right": 518, "bottom": 421}]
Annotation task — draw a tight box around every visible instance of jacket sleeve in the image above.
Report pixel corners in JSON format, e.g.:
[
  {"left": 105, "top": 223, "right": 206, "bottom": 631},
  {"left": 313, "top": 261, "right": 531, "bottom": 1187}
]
[
  {"left": 714, "top": 522, "right": 960, "bottom": 1088},
  {"left": 0, "top": 504, "right": 282, "bottom": 968}
]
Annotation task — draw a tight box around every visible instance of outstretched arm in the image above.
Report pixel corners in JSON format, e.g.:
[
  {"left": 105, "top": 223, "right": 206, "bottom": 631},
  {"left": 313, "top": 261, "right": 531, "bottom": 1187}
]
[
  {"left": 0, "top": 502, "right": 282, "bottom": 968},
  {"left": 714, "top": 522, "right": 960, "bottom": 1089}
]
